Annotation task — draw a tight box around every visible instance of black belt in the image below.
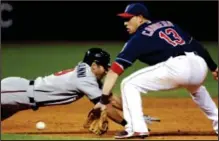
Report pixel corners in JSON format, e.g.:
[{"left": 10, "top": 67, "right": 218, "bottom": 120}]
[
  {"left": 172, "top": 52, "right": 186, "bottom": 57},
  {"left": 172, "top": 51, "right": 198, "bottom": 58},
  {"left": 29, "top": 80, "right": 34, "bottom": 85},
  {"left": 28, "top": 80, "right": 39, "bottom": 111}
]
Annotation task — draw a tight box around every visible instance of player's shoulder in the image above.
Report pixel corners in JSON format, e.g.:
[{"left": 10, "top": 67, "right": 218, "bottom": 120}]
[
  {"left": 144, "top": 19, "right": 177, "bottom": 28},
  {"left": 149, "top": 19, "right": 176, "bottom": 25},
  {"left": 75, "top": 63, "right": 99, "bottom": 88},
  {"left": 76, "top": 62, "right": 90, "bottom": 70},
  {"left": 126, "top": 20, "right": 177, "bottom": 45},
  {"left": 137, "top": 19, "right": 178, "bottom": 37},
  {"left": 75, "top": 62, "right": 97, "bottom": 79}
]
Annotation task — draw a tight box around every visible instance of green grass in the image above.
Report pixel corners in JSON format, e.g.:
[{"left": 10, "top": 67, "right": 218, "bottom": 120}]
[
  {"left": 1, "top": 133, "right": 112, "bottom": 140},
  {"left": 2, "top": 42, "right": 218, "bottom": 98}
]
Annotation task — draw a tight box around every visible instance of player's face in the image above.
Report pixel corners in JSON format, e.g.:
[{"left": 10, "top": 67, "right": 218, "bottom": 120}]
[
  {"left": 91, "top": 63, "right": 107, "bottom": 80},
  {"left": 124, "top": 16, "right": 140, "bottom": 34},
  {"left": 124, "top": 16, "right": 145, "bottom": 34}
]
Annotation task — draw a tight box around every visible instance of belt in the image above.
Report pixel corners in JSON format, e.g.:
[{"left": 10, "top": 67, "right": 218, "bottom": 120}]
[
  {"left": 172, "top": 52, "right": 186, "bottom": 57},
  {"left": 29, "top": 80, "right": 34, "bottom": 85},
  {"left": 28, "top": 80, "right": 39, "bottom": 111},
  {"left": 172, "top": 51, "right": 198, "bottom": 58}
]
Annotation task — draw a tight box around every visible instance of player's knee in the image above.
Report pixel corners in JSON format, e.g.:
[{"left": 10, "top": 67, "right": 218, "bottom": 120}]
[
  {"left": 121, "top": 78, "right": 136, "bottom": 93},
  {"left": 121, "top": 79, "right": 126, "bottom": 89},
  {"left": 121, "top": 78, "right": 130, "bottom": 90},
  {"left": 196, "top": 86, "right": 207, "bottom": 94},
  {"left": 189, "top": 85, "right": 206, "bottom": 96}
]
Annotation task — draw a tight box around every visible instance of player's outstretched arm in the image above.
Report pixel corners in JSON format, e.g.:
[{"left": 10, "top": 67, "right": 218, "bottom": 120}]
[
  {"left": 102, "top": 70, "right": 119, "bottom": 96},
  {"left": 108, "top": 95, "right": 161, "bottom": 125},
  {"left": 93, "top": 70, "right": 119, "bottom": 111},
  {"left": 105, "top": 103, "right": 126, "bottom": 126},
  {"left": 89, "top": 95, "right": 126, "bottom": 127},
  {"left": 212, "top": 67, "right": 218, "bottom": 81},
  {"left": 110, "top": 95, "right": 123, "bottom": 110}
]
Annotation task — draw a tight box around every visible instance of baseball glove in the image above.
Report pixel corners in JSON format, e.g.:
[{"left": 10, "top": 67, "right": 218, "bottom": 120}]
[{"left": 83, "top": 108, "right": 109, "bottom": 135}]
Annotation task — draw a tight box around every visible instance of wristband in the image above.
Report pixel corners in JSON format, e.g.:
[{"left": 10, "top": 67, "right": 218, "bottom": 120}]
[
  {"left": 100, "top": 94, "right": 110, "bottom": 105},
  {"left": 120, "top": 119, "right": 127, "bottom": 126}
]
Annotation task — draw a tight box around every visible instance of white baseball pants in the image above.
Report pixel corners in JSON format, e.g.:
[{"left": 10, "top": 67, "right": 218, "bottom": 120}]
[
  {"left": 121, "top": 52, "right": 218, "bottom": 134},
  {"left": 1, "top": 77, "right": 34, "bottom": 121}
]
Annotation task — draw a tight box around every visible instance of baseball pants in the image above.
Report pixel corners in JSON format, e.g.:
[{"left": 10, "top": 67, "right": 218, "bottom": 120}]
[
  {"left": 121, "top": 52, "right": 218, "bottom": 134},
  {"left": 1, "top": 77, "right": 35, "bottom": 121}
]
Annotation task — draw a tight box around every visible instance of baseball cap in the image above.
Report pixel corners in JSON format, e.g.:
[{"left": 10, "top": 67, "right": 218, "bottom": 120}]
[{"left": 117, "top": 3, "right": 149, "bottom": 19}]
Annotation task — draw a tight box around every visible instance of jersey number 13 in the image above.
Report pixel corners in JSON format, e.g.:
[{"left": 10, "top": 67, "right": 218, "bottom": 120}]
[{"left": 159, "top": 28, "right": 185, "bottom": 47}]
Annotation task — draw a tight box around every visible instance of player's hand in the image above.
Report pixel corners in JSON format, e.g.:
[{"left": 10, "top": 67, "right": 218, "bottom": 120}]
[
  {"left": 212, "top": 67, "right": 218, "bottom": 81},
  {"left": 93, "top": 102, "right": 106, "bottom": 111}
]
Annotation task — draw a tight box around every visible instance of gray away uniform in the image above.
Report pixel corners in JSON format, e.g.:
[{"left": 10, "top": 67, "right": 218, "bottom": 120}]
[{"left": 1, "top": 62, "right": 102, "bottom": 121}]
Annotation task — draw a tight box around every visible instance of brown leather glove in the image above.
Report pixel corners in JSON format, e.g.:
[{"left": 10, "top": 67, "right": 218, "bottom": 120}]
[{"left": 83, "top": 108, "right": 108, "bottom": 135}]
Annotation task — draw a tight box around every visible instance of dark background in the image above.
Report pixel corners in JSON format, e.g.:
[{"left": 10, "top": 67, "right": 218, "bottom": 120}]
[{"left": 1, "top": 1, "right": 218, "bottom": 42}]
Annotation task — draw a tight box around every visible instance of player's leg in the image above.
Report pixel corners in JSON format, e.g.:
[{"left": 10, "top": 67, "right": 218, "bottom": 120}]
[
  {"left": 110, "top": 95, "right": 122, "bottom": 110},
  {"left": 1, "top": 100, "right": 31, "bottom": 121},
  {"left": 115, "top": 53, "right": 209, "bottom": 139},
  {"left": 105, "top": 103, "right": 128, "bottom": 126},
  {"left": 187, "top": 85, "right": 218, "bottom": 134},
  {"left": 1, "top": 77, "right": 33, "bottom": 121},
  {"left": 115, "top": 62, "right": 179, "bottom": 139},
  {"left": 185, "top": 54, "right": 218, "bottom": 134},
  {"left": 110, "top": 95, "right": 160, "bottom": 126},
  {"left": 89, "top": 95, "right": 128, "bottom": 127},
  {"left": 119, "top": 79, "right": 149, "bottom": 138}
]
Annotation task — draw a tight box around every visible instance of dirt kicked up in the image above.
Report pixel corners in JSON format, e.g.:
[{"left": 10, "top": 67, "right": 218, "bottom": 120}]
[{"left": 2, "top": 97, "right": 218, "bottom": 140}]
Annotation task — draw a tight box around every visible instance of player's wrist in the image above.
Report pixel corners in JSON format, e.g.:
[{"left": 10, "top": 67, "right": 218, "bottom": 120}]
[{"left": 100, "top": 94, "right": 110, "bottom": 105}]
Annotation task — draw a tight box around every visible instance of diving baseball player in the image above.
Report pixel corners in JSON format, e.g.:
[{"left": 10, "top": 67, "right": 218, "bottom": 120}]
[
  {"left": 1, "top": 48, "right": 159, "bottom": 130},
  {"left": 93, "top": 3, "right": 219, "bottom": 139}
]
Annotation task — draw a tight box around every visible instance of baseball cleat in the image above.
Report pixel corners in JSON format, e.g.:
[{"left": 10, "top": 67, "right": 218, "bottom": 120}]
[{"left": 114, "top": 130, "right": 149, "bottom": 139}]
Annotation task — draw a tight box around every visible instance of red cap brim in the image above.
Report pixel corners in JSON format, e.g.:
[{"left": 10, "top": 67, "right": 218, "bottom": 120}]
[{"left": 117, "top": 13, "right": 135, "bottom": 18}]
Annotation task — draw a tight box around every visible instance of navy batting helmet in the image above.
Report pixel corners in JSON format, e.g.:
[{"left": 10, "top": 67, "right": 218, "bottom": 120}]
[{"left": 83, "top": 48, "right": 111, "bottom": 71}]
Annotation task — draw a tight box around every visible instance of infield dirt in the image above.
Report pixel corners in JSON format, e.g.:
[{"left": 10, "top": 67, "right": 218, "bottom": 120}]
[{"left": 2, "top": 97, "right": 218, "bottom": 140}]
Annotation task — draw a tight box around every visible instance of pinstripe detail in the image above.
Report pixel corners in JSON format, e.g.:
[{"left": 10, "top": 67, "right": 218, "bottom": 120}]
[
  {"left": 55, "top": 93, "right": 80, "bottom": 96},
  {"left": 122, "top": 63, "right": 163, "bottom": 85},
  {"left": 34, "top": 90, "right": 79, "bottom": 93},
  {"left": 34, "top": 90, "right": 53, "bottom": 93},
  {"left": 68, "top": 90, "right": 79, "bottom": 93},
  {"left": 116, "top": 58, "right": 133, "bottom": 65},
  {"left": 121, "top": 78, "right": 133, "bottom": 128},
  {"left": 36, "top": 95, "right": 80, "bottom": 106},
  {"left": 1, "top": 90, "right": 26, "bottom": 93},
  {"left": 121, "top": 64, "right": 164, "bottom": 127}
]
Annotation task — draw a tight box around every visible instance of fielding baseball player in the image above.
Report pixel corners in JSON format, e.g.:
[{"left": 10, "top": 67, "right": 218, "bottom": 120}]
[
  {"left": 93, "top": 3, "right": 218, "bottom": 139},
  {"left": 1, "top": 48, "right": 159, "bottom": 133}
]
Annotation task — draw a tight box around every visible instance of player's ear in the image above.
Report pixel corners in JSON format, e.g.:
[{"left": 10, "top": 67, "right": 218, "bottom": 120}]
[
  {"left": 91, "top": 62, "right": 97, "bottom": 68},
  {"left": 138, "top": 15, "right": 144, "bottom": 23},
  {"left": 90, "top": 62, "right": 97, "bottom": 71}
]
